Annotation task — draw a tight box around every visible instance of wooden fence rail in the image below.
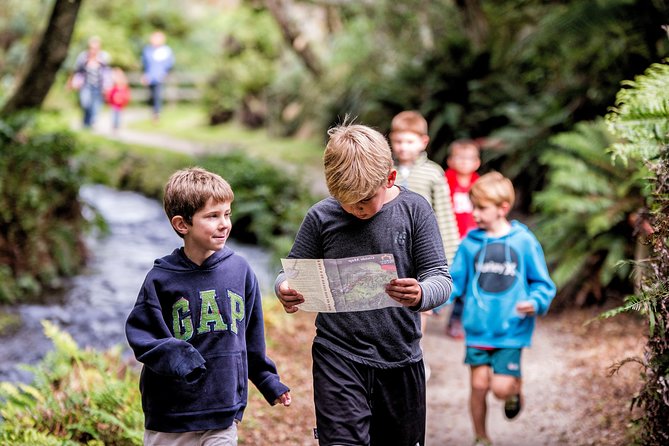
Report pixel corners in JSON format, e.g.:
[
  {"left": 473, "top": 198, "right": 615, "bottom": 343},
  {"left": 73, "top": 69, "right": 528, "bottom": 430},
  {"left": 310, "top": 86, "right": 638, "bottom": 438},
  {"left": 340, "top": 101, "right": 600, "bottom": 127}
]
[{"left": 125, "top": 72, "right": 205, "bottom": 103}]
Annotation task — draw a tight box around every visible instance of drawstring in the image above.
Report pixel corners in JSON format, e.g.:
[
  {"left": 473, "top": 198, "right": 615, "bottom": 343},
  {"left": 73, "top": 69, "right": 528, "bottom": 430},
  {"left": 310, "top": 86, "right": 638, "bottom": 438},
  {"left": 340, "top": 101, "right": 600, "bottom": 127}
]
[{"left": 471, "top": 236, "right": 488, "bottom": 311}]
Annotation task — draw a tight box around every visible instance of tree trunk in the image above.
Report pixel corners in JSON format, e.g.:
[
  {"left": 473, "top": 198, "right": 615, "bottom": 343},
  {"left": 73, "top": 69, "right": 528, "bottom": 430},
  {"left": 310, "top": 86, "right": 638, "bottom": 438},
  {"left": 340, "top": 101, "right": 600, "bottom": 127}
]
[
  {"left": 263, "top": 0, "right": 323, "bottom": 78},
  {"left": 1, "top": 0, "right": 82, "bottom": 117},
  {"left": 454, "top": 0, "right": 489, "bottom": 49}
]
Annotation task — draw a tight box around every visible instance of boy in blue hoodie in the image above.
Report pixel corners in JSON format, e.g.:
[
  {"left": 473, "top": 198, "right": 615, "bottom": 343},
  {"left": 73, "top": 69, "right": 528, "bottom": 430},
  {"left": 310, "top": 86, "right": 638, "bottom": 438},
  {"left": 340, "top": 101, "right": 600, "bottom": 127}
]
[
  {"left": 449, "top": 172, "right": 555, "bottom": 446},
  {"left": 125, "top": 167, "right": 291, "bottom": 446}
]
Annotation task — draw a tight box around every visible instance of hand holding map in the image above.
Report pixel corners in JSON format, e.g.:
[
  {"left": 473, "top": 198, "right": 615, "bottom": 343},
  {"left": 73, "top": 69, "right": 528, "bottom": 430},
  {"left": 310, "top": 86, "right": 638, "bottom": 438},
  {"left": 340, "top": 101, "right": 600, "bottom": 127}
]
[{"left": 280, "top": 254, "right": 400, "bottom": 313}]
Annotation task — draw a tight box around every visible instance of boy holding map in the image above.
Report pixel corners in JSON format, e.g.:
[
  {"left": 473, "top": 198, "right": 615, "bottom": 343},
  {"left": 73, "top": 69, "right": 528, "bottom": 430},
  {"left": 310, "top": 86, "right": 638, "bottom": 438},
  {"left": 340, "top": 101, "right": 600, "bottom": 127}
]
[{"left": 275, "top": 122, "right": 453, "bottom": 446}]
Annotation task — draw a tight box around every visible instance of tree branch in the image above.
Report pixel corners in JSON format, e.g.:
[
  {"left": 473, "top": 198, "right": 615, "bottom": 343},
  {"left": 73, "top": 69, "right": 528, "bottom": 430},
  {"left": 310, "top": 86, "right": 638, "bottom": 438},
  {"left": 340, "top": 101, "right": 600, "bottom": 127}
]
[{"left": 263, "top": 0, "right": 323, "bottom": 78}]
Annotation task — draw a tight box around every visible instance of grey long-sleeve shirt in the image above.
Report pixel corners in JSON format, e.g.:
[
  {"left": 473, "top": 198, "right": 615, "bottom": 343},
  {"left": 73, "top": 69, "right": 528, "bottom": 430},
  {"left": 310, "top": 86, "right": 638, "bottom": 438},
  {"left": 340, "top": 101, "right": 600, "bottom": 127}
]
[{"left": 275, "top": 186, "right": 453, "bottom": 368}]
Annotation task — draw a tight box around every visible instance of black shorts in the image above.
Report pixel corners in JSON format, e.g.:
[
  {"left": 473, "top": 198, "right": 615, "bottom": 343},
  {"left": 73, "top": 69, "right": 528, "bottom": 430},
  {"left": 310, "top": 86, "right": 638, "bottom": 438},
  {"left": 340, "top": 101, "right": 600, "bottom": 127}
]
[{"left": 312, "top": 343, "right": 426, "bottom": 446}]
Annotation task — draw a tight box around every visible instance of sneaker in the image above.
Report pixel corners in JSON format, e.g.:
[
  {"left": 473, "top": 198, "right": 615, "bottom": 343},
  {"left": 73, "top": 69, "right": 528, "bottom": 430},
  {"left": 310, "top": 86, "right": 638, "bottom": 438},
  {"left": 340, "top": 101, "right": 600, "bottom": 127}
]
[
  {"left": 504, "top": 394, "right": 522, "bottom": 420},
  {"left": 473, "top": 437, "right": 492, "bottom": 446},
  {"left": 446, "top": 319, "right": 464, "bottom": 340}
]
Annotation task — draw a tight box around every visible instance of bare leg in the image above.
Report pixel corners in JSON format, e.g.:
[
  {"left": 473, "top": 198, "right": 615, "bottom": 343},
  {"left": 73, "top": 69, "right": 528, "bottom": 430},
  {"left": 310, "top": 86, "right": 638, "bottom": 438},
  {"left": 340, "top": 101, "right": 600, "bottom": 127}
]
[
  {"left": 491, "top": 374, "right": 521, "bottom": 401},
  {"left": 470, "top": 365, "right": 492, "bottom": 442}
]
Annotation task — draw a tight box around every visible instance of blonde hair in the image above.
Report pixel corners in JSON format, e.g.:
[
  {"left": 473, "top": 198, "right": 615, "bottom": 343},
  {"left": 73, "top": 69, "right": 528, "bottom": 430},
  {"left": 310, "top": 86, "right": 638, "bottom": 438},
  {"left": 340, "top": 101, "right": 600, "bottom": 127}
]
[
  {"left": 470, "top": 171, "right": 515, "bottom": 208},
  {"left": 163, "top": 167, "right": 234, "bottom": 233},
  {"left": 390, "top": 110, "right": 428, "bottom": 136},
  {"left": 324, "top": 123, "right": 393, "bottom": 204}
]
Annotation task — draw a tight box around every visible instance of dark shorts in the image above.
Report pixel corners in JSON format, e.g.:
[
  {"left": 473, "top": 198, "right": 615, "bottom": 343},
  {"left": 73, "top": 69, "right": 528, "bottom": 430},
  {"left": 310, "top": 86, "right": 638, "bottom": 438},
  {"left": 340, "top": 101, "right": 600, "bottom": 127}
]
[
  {"left": 312, "top": 343, "right": 426, "bottom": 446},
  {"left": 464, "top": 347, "right": 522, "bottom": 377}
]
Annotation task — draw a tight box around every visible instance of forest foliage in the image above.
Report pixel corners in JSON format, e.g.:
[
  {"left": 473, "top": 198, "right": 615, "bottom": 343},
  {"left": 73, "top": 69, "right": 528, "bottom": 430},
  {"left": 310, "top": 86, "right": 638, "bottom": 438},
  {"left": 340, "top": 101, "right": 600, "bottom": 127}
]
[
  {"left": 604, "top": 60, "right": 669, "bottom": 444},
  {"left": 0, "top": 0, "right": 668, "bottom": 443}
]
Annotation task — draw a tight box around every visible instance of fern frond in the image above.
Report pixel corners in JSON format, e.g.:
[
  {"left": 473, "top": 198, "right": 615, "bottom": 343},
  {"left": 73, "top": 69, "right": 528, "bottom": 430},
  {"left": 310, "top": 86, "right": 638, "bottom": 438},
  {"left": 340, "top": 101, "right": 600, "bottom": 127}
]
[{"left": 607, "top": 61, "right": 669, "bottom": 162}]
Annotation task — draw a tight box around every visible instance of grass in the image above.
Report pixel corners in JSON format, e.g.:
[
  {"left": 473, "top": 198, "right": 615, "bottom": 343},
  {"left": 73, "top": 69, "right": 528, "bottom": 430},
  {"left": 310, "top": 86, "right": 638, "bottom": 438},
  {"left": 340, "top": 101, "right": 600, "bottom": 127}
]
[{"left": 129, "top": 104, "right": 325, "bottom": 170}]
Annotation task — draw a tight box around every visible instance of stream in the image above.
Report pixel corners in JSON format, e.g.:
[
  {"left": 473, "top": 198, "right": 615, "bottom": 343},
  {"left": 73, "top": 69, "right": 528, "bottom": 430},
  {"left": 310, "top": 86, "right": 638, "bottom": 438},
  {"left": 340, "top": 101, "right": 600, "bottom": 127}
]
[{"left": 0, "top": 184, "right": 275, "bottom": 383}]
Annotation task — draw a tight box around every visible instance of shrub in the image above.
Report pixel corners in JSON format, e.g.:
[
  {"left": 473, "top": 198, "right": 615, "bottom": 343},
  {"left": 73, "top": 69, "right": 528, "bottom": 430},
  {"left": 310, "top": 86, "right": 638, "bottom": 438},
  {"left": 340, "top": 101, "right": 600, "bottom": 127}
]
[
  {"left": 0, "top": 321, "right": 143, "bottom": 445},
  {"left": 199, "top": 151, "right": 317, "bottom": 261},
  {"left": 0, "top": 115, "right": 88, "bottom": 303},
  {"left": 532, "top": 119, "right": 649, "bottom": 307}
]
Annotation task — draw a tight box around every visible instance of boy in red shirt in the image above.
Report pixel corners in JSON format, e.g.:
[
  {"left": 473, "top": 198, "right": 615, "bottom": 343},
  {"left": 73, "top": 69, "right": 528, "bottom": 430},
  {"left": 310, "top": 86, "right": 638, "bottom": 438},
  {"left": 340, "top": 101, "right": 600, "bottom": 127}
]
[{"left": 444, "top": 139, "right": 481, "bottom": 338}]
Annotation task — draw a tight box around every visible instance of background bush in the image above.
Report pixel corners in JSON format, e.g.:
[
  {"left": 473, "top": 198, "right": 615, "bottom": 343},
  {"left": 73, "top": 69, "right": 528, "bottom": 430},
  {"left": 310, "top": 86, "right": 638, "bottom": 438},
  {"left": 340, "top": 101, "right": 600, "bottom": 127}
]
[
  {"left": 0, "top": 321, "right": 143, "bottom": 445},
  {"left": 0, "top": 115, "right": 88, "bottom": 303}
]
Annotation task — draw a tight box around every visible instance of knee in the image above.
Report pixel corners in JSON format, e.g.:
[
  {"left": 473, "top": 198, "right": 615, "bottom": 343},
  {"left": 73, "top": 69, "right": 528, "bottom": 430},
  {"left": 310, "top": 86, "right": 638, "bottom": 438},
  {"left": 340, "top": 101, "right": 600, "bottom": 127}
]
[
  {"left": 490, "top": 377, "right": 519, "bottom": 400},
  {"left": 471, "top": 378, "right": 490, "bottom": 393}
]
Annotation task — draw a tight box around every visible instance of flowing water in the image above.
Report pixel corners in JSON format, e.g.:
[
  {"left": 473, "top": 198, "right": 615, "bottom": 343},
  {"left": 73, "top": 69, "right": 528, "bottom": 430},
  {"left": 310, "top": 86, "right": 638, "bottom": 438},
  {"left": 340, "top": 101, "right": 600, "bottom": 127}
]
[{"left": 0, "top": 185, "right": 275, "bottom": 382}]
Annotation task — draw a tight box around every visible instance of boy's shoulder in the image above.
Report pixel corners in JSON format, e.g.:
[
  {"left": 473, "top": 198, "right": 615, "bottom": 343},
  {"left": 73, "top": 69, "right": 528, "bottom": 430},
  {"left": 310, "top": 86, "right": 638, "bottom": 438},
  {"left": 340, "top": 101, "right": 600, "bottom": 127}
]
[{"left": 411, "top": 156, "right": 446, "bottom": 179}]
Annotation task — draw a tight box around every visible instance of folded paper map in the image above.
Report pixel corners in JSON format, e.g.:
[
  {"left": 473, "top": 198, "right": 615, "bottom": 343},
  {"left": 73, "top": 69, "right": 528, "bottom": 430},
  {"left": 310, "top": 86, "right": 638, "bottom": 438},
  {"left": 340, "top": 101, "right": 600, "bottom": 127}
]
[{"left": 280, "top": 254, "right": 400, "bottom": 313}]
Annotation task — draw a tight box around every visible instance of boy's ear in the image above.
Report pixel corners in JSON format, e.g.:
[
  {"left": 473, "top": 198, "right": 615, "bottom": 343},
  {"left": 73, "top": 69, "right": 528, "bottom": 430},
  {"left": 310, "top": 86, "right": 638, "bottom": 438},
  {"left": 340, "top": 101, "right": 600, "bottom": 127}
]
[
  {"left": 171, "top": 215, "right": 190, "bottom": 235},
  {"left": 421, "top": 134, "right": 430, "bottom": 148},
  {"left": 500, "top": 201, "right": 512, "bottom": 216},
  {"left": 386, "top": 169, "right": 397, "bottom": 187}
]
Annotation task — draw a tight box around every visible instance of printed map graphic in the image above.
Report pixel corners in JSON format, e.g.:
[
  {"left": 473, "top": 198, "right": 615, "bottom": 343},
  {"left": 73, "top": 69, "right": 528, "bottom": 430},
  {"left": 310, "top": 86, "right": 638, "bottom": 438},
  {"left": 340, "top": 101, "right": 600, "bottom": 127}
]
[
  {"left": 323, "top": 257, "right": 399, "bottom": 311},
  {"left": 281, "top": 254, "right": 400, "bottom": 312}
]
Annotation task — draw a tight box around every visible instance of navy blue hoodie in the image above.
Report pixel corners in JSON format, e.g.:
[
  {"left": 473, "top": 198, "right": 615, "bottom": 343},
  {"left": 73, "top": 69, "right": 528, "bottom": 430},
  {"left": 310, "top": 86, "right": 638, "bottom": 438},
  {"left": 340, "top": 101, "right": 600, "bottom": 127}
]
[{"left": 126, "top": 246, "right": 289, "bottom": 433}]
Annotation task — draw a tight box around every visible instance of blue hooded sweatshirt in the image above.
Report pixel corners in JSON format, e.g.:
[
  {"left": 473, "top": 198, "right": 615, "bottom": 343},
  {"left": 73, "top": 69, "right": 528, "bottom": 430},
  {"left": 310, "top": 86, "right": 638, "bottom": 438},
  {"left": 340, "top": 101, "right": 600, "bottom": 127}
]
[
  {"left": 125, "top": 246, "right": 289, "bottom": 433},
  {"left": 449, "top": 220, "right": 556, "bottom": 348}
]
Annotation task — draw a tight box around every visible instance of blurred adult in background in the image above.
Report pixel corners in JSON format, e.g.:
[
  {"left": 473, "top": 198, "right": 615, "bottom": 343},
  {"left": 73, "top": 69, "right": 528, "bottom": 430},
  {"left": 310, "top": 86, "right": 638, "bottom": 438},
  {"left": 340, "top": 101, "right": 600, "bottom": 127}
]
[
  {"left": 141, "top": 30, "right": 174, "bottom": 122},
  {"left": 69, "top": 36, "right": 111, "bottom": 129}
]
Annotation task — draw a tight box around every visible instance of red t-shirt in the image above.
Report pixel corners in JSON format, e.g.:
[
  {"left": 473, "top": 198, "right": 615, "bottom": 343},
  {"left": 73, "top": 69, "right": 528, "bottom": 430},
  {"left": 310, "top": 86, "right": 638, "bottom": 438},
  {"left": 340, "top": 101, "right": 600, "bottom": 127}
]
[
  {"left": 445, "top": 168, "right": 479, "bottom": 238},
  {"left": 106, "top": 84, "right": 131, "bottom": 108}
]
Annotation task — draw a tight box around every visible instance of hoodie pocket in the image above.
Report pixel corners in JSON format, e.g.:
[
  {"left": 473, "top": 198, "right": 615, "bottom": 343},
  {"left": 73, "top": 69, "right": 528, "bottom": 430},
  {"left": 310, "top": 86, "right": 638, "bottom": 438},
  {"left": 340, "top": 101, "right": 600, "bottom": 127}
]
[
  {"left": 144, "top": 351, "right": 245, "bottom": 414},
  {"left": 462, "top": 292, "right": 518, "bottom": 337},
  {"left": 487, "top": 294, "right": 518, "bottom": 337}
]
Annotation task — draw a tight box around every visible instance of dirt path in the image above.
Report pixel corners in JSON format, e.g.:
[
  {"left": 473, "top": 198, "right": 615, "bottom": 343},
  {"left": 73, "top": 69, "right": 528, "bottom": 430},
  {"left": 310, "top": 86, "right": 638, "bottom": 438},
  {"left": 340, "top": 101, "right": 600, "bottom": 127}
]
[{"left": 423, "top": 312, "right": 583, "bottom": 445}]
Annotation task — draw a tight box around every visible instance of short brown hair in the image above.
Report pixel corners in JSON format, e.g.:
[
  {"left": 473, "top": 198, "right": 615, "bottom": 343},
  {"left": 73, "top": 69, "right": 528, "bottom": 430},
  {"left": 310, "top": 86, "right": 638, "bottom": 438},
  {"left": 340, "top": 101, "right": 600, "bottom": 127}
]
[
  {"left": 470, "top": 171, "right": 515, "bottom": 208},
  {"left": 163, "top": 167, "right": 234, "bottom": 228},
  {"left": 324, "top": 123, "right": 393, "bottom": 204},
  {"left": 449, "top": 139, "right": 480, "bottom": 157},
  {"left": 390, "top": 110, "right": 428, "bottom": 136}
]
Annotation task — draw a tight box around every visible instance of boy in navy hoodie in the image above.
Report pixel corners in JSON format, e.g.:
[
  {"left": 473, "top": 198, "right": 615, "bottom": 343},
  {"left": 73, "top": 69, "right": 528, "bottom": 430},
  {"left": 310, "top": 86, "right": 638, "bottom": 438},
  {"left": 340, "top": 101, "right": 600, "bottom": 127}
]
[
  {"left": 449, "top": 172, "right": 555, "bottom": 446},
  {"left": 126, "top": 167, "right": 291, "bottom": 446}
]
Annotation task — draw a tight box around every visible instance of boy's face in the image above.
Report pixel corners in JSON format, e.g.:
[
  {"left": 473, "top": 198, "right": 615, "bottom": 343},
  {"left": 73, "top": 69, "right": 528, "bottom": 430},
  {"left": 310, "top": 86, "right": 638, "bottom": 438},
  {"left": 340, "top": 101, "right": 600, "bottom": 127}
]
[
  {"left": 390, "top": 131, "right": 429, "bottom": 165},
  {"left": 339, "top": 171, "right": 397, "bottom": 220},
  {"left": 172, "top": 197, "right": 232, "bottom": 263},
  {"left": 472, "top": 199, "right": 509, "bottom": 232},
  {"left": 447, "top": 145, "right": 480, "bottom": 175}
]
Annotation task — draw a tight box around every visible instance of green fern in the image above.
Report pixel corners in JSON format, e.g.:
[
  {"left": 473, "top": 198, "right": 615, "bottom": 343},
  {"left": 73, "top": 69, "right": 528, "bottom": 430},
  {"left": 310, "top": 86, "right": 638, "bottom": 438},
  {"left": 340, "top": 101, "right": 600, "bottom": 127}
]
[
  {"left": 0, "top": 322, "right": 143, "bottom": 445},
  {"left": 607, "top": 61, "right": 669, "bottom": 163},
  {"left": 604, "top": 59, "right": 669, "bottom": 444},
  {"left": 533, "top": 119, "right": 648, "bottom": 301}
]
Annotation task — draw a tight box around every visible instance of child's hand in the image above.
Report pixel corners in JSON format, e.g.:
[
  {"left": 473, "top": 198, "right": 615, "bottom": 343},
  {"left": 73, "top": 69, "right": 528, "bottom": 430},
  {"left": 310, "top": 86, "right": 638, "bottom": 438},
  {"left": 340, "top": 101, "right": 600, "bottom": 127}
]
[
  {"left": 274, "top": 391, "right": 292, "bottom": 407},
  {"left": 277, "top": 281, "right": 304, "bottom": 314},
  {"left": 386, "top": 278, "right": 422, "bottom": 307},
  {"left": 516, "top": 301, "right": 535, "bottom": 316}
]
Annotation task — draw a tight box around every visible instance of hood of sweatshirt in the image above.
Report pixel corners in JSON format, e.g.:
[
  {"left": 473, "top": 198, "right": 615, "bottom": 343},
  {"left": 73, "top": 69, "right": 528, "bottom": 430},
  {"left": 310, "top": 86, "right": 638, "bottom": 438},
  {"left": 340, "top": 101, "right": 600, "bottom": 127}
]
[{"left": 154, "top": 246, "right": 235, "bottom": 272}]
